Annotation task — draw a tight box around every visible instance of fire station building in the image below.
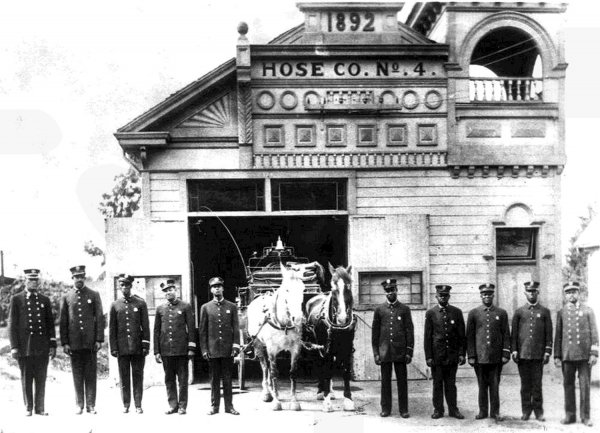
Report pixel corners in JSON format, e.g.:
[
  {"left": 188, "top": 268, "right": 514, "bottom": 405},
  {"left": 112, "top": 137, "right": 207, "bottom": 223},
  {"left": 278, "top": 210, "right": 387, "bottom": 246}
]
[{"left": 107, "top": 2, "right": 567, "bottom": 381}]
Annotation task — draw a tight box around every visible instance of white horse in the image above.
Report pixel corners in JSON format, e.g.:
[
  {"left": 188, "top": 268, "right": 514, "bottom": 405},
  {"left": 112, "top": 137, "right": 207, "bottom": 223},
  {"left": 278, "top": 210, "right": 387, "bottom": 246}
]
[{"left": 246, "top": 263, "right": 306, "bottom": 411}]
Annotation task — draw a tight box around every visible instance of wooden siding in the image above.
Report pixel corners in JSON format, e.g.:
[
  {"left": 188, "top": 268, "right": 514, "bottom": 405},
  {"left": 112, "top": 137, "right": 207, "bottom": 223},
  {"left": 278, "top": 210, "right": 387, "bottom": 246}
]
[{"left": 149, "top": 173, "right": 182, "bottom": 221}]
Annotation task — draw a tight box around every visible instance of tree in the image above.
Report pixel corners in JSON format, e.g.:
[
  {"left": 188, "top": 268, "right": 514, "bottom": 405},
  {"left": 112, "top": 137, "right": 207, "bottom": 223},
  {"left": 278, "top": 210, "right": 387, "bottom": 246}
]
[
  {"left": 563, "top": 205, "right": 596, "bottom": 299},
  {"left": 84, "top": 240, "right": 105, "bottom": 266},
  {"left": 98, "top": 167, "right": 141, "bottom": 218}
]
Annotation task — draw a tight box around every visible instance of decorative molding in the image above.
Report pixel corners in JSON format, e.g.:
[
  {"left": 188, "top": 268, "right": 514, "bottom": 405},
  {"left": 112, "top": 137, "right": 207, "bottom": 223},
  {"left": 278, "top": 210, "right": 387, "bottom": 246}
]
[
  {"left": 526, "top": 165, "right": 534, "bottom": 178},
  {"left": 179, "top": 95, "right": 232, "bottom": 128},
  {"left": 512, "top": 121, "right": 546, "bottom": 138},
  {"left": 401, "top": 90, "right": 420, "bottom": 110},
  {"left": 447, "top": 165, "right": 563, "bottom": 178},
  {"left": 237, "top": 85, "right": 253, "bottom": 144},
  {"left": 280, "top": 90, "right": 298, "bottom": 110},
  {"left": 466, "top": 121, "right": 501, "bottom": 138},
  {"left": 424, "top": 90, "right": 443, "bottom": 109},
  {"left": 253, "top": 151, "right": 447, "bottom": 169},
  {"left": 256, "top": 90, "right": 275, "bottom": 110}
]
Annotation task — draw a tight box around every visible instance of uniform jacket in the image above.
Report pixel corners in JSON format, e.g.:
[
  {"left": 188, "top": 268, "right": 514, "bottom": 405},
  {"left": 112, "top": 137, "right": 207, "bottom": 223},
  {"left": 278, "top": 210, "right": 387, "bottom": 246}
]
[
  {"left": 466, "top": 304, "right": 511, "bottom": 364},
  {"left": 109, "top": 295, "right": 150, "bottom": 356},
  {"left": 424, "top": 304, "right": 466, "bottom": 365},
  {"left": 154, "top": 299, "right": 197, "bottom": 356},
  {"left": 9, "top": 291, "right": 57, "bottom": 357},
  {"left": 199, "top": 298, "right": 240, "bottom": 358},
  {"left": 511, "top": 303, "right": 552, "bottom": 360},
  {"left": 554, "top": 302, "right": 599, "bottom": 361},
  {"left": 59, "top": 286, "right": 104, "bottom": 350},
  {"left": 371, "top": 300, "right": 414, "bottom": 363}
]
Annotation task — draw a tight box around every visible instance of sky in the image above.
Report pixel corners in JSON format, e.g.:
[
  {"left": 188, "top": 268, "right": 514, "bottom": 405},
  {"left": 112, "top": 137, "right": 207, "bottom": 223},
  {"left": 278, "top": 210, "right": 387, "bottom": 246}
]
[{"left": 0, "top": 0, "right": 598, "bottom": 282}]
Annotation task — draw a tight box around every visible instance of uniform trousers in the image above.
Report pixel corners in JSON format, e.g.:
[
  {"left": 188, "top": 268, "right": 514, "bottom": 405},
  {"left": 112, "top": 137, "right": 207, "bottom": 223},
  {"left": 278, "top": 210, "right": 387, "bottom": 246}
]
[
  {"left": 380, "top": 361, "right": 408, "bottom": 414},
  {"left": 70, "top": 350, "right": 97, "bottom": 409},
  {"left": 162, "top": 355, "right": 189, "bottom": 410},
  {"left": 474, "top": 363, "right": 502, "bottom": 417},
  {"left": 431, "top": 364, "right": 458, "bottom": 414},
  {"left": 18, "top": 355, "right": 49, "bottom": 413},
  {"left": 117, "top": 354, "right": 145, "bottom": 409},
  {"left": 562, "top": 360, "right": 591, "bottom": 421},
  {"left": 209, "top": 357, "right": 234, "bottom": 411},
  {"left": 517, "top": 359, "right": 544, "bottom": 416}
]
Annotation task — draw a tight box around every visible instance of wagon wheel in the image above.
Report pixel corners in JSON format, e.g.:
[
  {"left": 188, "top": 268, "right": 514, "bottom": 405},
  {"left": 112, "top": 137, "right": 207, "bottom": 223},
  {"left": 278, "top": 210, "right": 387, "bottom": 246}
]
[{"left": 237, "top": 350, "right": 246, "bottom": 391}]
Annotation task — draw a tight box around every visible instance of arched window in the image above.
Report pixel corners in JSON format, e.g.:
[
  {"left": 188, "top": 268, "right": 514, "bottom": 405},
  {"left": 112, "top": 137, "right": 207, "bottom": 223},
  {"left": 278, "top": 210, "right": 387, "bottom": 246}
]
[{"left": 469, "top": 27, "right": 543, "bottom": 102}]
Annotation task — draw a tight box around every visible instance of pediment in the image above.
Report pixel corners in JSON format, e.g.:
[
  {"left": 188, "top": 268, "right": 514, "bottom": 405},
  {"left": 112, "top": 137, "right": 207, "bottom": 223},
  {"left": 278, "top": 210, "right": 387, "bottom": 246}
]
[{"left": 177, "top": 94, "right": 233, "bottom": 129}]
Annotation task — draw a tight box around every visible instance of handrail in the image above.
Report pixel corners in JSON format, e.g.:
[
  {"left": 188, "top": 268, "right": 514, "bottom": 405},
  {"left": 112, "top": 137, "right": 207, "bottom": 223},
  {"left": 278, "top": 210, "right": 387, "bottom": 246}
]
[{"left": 469, "top": 77, "right": 543, "bottom": 102}]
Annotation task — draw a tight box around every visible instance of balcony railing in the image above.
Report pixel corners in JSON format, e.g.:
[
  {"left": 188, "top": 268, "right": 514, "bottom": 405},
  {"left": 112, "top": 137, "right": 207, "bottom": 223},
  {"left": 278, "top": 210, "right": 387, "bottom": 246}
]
[{"left": 470, "top": 77, "right": 543, "bottom": 102}]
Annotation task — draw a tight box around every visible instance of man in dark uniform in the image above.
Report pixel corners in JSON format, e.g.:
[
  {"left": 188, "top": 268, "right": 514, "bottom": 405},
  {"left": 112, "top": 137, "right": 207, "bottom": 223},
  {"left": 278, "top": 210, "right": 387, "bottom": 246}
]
[
  {"left": 371, "top": 278, "right": 414, "bottom": 418},
  {"left": 200, "top": 277, "right": 240, "bottom": 416},
  {"left": 554, "top": 281, "right": 598, "bottom": 427},
  {"left": 424, "top": 284, "right": 466, "bottom": 419},
  {"left": 511, "top": 281, "right": 552, "bottom": 421},
  {"left": 109, "top": 273, "right": 150, "bottom": 414},
  {"left": 8, "top": 269, "right": 57, "bottom": 416},
  {"left": 466, "top": 283, "right": 510, "bottom": 421},
  {"left": 154, "top": 279, "right": 196, "bottom": 415},
  {"left": 59, "top": 265, "right": 104, "bottom": 414}
]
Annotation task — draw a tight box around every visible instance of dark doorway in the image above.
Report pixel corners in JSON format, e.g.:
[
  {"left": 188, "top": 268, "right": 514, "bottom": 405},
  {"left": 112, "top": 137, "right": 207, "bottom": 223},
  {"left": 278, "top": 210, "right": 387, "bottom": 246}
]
[{"left": 189, "top": 215, "right": 348, "bottom": 381}]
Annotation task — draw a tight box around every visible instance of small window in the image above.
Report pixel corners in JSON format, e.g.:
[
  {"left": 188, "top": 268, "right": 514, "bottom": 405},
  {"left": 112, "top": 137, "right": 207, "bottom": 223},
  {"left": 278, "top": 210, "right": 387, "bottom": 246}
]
[
  {"left": 359, "top": 271, "right": 423, "bottom": 306},
  {"left": 295, "top": 125, "right": 316, "bottom": 147},
  {"left": 326, "top": 125, "right": 346, "bottom": 147},
  {"left": 271, "top": 179, "right": 346, "bottom": 211},
  {"left": 264, "top": 125, "right": 284, "bottom": 147},
  {"left": 496, "top": 227, "right": 537, "bottom": 262},
  {"left": 387, "top": 124, "right": 407, "bottom": 146},
  {"left": 357, "top": 125, "right": 376, "bottom": 147},
  {"left": 417, "top": 124, "right": 438, "bottom": 146},
  {"left": 188, "top": 179, "right": 264, "bottom": 212}
]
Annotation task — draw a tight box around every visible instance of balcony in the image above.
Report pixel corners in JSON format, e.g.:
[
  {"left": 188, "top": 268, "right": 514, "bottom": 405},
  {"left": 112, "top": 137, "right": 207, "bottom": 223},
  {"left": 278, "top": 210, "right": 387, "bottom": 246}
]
[{"left": 470, "top": 77, "right": 543, "bottom": 102}]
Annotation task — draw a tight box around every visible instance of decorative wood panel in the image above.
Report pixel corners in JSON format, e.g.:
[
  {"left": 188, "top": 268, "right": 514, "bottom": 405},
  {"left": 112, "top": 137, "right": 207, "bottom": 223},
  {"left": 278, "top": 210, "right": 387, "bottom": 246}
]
[
  {"left": 253, "top": 151, "right": 447, "bottom": 168},
  {"left": 178, "top": 95, "right": 232, "bottom": 128}
]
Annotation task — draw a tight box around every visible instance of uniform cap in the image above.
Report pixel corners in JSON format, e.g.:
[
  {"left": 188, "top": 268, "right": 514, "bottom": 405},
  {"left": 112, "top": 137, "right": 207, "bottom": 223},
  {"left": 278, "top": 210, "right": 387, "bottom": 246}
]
[
  {"left": 563, "top": 281, "right": 580, "bottom": 292},
  {"left": 524, "top": 281, "right": 540, "bottom": 291},
  {"left": 160, "top": 279, "right": 176, "bottom": 292},
  {"left": 70, "top": 265, "right": 86, "bottom": 276},
  {"left": 23, "top": 269, "right": 40, "bottom": 280},
  {"left": 381, "top": 278, "right": 397, "bottom": 291},
  {"left": 478, "top": 283, "right": 495, "bottom": 293},
  {"left": 117, "top": 273, "right": 134, "bottom": 285},
  {"left": 435, "top": 285, "right": 452, "bottom": 294},
  {"left": 209, "top": 277, "right": 224, "bottom": 287}
]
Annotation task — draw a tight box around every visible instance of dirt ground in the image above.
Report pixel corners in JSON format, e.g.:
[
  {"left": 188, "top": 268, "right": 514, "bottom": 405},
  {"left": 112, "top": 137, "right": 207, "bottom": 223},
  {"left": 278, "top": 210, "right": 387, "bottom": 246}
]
[{"left": 1, "top": 350, "right": 599, "bottom": 433}]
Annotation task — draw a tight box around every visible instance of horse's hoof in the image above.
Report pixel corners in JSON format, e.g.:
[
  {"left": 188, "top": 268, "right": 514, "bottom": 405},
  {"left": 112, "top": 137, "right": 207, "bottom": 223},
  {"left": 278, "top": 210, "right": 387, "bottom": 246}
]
[
  {"left": 323, "top": 402, "right": 334, "bottom": 413},
  {"left": 343, "top": 398, "right": 355, "bottom": 411},
  {"left": 272, "top": 402, "right": 282, "bottom": 411},
  {"left": 289, "top": 401, "right": 301, "bottom": 411},
  {"left": 316, "top": 392, "right": 324, "bottom": 401},
  {"left": 329, "top": 391, "right": 337, "bottom": 400},
  {"left": 262, "top": 393, "right": 273, "bottom": 403}
]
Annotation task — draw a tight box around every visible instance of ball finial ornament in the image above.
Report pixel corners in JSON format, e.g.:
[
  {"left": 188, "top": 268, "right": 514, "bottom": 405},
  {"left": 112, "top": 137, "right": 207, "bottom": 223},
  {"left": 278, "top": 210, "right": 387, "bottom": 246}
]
[{"left": 238, "top": 22, "right": 249, "bottom": 36}]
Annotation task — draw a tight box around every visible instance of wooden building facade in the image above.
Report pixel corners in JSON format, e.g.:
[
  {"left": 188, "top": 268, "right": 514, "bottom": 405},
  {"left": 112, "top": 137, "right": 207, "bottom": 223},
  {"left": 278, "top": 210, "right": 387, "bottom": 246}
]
[{"left": 107, "top": 2, "right": 567, "bottom": 381}]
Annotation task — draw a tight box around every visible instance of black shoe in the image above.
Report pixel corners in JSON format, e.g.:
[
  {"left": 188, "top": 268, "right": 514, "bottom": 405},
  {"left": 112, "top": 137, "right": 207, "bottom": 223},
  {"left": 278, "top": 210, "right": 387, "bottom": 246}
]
[
  {"left": 521, "top": 413, "right": 530, "bottom": 421},
  {"left": 165, "top": 407, "right": 178, "bottom": 415},
  {"left": 560, "top": 417, "right": 575, "bottom": 425},
  {"left": 431, "top": 411, "right": 443, "bottom": 419},
  {"left": 534, "top": 412, "right": 545, "bottom": 422},
  {"left": 123, "top": 407, "right": 129, "bottom": 414},
  {"left": 491, "top": 414, "right": 504, "bottom": 422},
  {"left": 35, "top": 411, "right": 48, "bottom": 416},
  {"left": 86, "top": 407, "right": 97, "bottom": 415},
  {"left": 449, "top": 410, "right": 464, "bottom": 419},
  {"left": 225, "top": 408, "right": 240, "bottom": 415},
  {"left": 380, "top": 411, "right": 390, "bottom": 417},
  {"left": 475, "top": 412, "right": 488, "bottom": 420},
  {"left": 582, "top": 419, "right": 593, "bottom": 427},
  {"left": 135, "top": 407, "right": 143, "bottom": 414},
  {"left": 400, "top": 412, "right": 410, "bottom": 418},
  {"left": 207, "top": 408, "right": 219, "bottom": 415},
  {"left": 178, "top": 408, "right": 186, "bottom": 415}
]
